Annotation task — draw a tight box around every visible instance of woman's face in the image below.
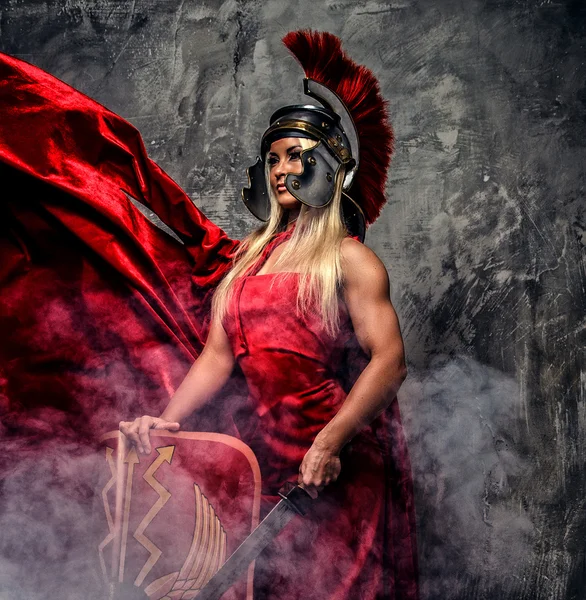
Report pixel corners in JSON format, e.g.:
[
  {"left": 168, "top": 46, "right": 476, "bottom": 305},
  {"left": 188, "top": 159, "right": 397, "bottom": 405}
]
[{"left": 267, "top": 137, "right": 307, "bottom": 211}]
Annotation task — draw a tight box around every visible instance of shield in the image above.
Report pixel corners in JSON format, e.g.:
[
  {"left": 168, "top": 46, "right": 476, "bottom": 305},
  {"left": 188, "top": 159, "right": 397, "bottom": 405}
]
[{"left": 94, "top": 431, "right": 261, "bottom": 600}]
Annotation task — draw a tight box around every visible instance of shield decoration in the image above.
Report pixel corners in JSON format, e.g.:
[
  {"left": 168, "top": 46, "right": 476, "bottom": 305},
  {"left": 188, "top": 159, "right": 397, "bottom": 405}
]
[{"left": 95, "top": 431, "right": 261, "bottom": 600}]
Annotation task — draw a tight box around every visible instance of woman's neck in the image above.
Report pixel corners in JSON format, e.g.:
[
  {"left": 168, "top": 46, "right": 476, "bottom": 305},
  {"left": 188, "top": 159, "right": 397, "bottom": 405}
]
[{"left": 286, "top": 209, "right": 300, "bottom": 231}]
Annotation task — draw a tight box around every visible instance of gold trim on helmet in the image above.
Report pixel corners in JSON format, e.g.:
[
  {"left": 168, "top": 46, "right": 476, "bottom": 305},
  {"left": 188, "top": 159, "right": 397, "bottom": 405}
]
[{"left": 262, "top": 119, "right": 354, "bottom": 166}]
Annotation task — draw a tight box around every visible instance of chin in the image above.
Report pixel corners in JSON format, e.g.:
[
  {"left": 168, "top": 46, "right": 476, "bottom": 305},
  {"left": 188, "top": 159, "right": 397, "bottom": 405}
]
[{"left": 276, "top": 193, "right": 301, "bottom": 211}]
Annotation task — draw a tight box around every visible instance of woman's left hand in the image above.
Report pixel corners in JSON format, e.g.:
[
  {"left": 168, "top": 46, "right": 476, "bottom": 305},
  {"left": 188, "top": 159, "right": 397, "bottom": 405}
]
[{"left": 298, "top": 439, "right": 341, "bottom": 499}]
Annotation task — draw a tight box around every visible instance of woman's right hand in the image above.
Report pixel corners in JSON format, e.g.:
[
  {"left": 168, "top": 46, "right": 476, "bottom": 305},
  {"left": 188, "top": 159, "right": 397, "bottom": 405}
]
[{"left": 119, "top": 416, "right": 181, "bottom": 455}]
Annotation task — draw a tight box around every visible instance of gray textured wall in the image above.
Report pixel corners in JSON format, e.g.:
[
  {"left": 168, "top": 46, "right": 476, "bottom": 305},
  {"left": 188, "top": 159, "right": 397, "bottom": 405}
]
[{"left": 1, "top": 1, "right": 584, "bottom": 599}]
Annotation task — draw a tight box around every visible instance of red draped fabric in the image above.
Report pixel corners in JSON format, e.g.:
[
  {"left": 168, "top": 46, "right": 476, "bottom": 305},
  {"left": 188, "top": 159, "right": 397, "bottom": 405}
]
[
  {"left": 0, "top": 52, "right": 418, "bottom": 599},
  {"left": 0, "top": 51, "right": 239, "bottom": 443}
]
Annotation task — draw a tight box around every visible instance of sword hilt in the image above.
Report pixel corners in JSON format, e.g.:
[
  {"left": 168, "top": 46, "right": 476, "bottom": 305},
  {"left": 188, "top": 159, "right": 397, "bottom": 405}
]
[{"left": 277, "top": 483, "right": 313, "bottom": 516}]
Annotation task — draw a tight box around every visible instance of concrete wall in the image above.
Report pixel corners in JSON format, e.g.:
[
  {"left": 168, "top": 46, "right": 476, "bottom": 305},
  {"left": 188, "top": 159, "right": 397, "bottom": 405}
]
[{"left": 1, "top": 1, "right": 584, "bottom": 599}]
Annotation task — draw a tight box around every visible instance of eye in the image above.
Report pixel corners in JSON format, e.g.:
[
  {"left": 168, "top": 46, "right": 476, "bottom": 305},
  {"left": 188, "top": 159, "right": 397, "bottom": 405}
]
[
  {"left": 289, "top": 151, "right": 301, "bottom": 161},
  {"left": 268, "top": 155, "right": 278, "bottom": 166}
]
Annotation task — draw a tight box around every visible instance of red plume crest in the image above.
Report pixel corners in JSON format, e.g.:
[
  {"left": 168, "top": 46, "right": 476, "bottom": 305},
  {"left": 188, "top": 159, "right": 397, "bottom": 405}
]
[{"left": 282, "top": 30, "right": 394, "bottom": 225}]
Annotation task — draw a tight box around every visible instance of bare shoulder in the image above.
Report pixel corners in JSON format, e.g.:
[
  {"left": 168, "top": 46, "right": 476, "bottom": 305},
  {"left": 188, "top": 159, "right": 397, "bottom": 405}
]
[{"left": 340, "top": 237, "right": 389, "bottom": 289}]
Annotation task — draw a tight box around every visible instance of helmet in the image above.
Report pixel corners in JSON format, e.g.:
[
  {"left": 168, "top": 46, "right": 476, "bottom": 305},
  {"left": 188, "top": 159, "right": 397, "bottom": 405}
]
[{"left": 242, "top": 31, "right": 394, "bottom": 243}]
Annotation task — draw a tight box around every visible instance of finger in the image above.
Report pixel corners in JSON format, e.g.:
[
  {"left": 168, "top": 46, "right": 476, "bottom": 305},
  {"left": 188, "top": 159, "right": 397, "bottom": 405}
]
[
  {"left": 324, "top": 468, "right": 340, "bottom": 486},
  {"left": 153, "top": 421, "right": 180, "bottom": 431},
  {"left": 119, "top": 420, "right": 138, "bottom": 437},
  {"left": 138, "top": 416, "right": 153, "bottom": 454},
  {"left": 122, "top": 422, "right": 141, "bottom": 450},
  {"left": 299, "top": 470, "right": 323, "bottom": 496},
  {"left": 330, "top": 468, "right": 341, "bottom": 481}
]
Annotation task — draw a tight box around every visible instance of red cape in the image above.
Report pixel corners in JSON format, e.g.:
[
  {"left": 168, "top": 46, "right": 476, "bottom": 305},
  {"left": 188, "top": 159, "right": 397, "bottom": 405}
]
[{"left": 0, "top": 51, "right": 239, "bottom": 443}]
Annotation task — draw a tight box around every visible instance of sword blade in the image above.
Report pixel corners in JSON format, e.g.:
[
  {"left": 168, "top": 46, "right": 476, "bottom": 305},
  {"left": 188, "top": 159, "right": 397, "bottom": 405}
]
[{"left": 196, "top": 484, "right": 312, "bottom": 600}]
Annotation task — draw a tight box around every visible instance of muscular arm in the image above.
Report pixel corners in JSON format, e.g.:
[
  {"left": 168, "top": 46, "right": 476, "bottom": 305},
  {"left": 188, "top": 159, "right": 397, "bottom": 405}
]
[
  {"left": 120, "top": 317, "right": 235, "bottom": 453},
  {"left": 317, "top": 238, "right": 407, "bottom": 451},
  {"left": 160, "top": 317, "right": 235, "bottom": 423},
  {"left": 299, "top": 238, "right": 407, "bottom": 495}
]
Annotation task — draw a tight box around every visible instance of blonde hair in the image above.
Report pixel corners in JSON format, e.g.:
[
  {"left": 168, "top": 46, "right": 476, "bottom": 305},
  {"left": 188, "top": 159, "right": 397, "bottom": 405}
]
[{"left": 212, "top": 137, "right": 348, "bottom": 336}]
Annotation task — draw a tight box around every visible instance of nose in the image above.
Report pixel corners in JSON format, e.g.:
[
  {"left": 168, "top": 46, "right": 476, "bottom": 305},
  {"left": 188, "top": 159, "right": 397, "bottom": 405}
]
[
  {"left": 273, "top": 158, "right": 300, "bottom": 182},
  {"left": 273, "top": 163, "right": 288, "bottom": 186},
  {"left": 274, "top": 159, "right": 288, "bottom": 179}
]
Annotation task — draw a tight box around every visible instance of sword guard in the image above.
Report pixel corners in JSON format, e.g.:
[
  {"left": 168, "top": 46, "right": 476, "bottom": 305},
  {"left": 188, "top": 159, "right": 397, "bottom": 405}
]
[{"left": 278, "top": 483, "right": 313, "bottom": 516}]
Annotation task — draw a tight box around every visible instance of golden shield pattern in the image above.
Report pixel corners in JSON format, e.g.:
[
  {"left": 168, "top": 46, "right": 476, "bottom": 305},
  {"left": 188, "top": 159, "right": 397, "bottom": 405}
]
[{"left": 95, "top": 431, "right": 261, "bottom": 600}]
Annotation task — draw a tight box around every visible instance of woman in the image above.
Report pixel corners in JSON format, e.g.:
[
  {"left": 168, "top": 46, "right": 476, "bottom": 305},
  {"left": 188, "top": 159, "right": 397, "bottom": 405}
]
[{"left": 120, "top": 30, "right": 419, "bottom": 600}]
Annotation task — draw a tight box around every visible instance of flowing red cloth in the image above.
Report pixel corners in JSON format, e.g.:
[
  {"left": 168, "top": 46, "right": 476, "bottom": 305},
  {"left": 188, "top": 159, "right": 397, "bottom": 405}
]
[
  {"left": 0, "top": 52, "right": 418, "bottom": 599},
  {"left": 0, "top": 51, "right": 239, "bottom": 443},
  {"left": 223, "top": 232, "right": 419, "bottom": 599}
]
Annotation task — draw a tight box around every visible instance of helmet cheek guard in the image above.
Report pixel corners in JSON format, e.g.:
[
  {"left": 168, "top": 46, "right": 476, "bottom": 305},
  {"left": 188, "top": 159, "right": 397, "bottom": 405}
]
[
  {"left": 242, "top": 157, "right": 270, "bottom": 222},
  {"left": 284, "top": 142, "right": 344, "bottom": 208}
]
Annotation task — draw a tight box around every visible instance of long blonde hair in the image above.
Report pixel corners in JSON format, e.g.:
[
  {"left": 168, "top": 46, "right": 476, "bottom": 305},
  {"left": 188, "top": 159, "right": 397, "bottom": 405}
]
[{"left": 212, "top": 137, "right": 348, "bottom": 336}]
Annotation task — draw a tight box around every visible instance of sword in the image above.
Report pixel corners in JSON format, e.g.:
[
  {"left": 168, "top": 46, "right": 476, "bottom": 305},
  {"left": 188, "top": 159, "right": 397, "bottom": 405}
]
[{"left": 196, "top": 483, "right": 313, "bottom": 600}]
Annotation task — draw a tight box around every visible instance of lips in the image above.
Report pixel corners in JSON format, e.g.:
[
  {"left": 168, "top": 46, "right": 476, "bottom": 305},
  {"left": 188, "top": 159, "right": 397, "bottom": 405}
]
[{"left": 276, "top": 184, "right": 287, "bottom": 192}]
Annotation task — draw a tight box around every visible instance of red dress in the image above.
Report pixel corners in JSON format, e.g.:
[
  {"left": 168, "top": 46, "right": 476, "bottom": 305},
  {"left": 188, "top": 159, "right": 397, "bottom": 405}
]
[{"left": 223, "top": 231, "right": 420, "bottom": 600}]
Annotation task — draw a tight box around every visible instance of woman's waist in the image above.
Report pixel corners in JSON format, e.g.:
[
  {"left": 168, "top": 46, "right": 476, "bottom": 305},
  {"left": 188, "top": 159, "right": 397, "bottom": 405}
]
[
  {"left": 238, "top": 352, "right": 340, "bottom": 393},
  {"left": 242, "top": 370, "right": 346, "bottom": 416}
]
